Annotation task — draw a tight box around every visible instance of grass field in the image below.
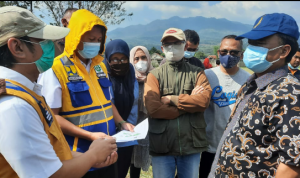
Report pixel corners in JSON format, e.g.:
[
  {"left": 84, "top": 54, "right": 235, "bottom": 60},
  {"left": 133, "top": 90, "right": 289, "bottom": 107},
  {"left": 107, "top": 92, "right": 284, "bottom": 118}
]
[{"left": 126, "top": 66, "right": 253, "bottom": 178}]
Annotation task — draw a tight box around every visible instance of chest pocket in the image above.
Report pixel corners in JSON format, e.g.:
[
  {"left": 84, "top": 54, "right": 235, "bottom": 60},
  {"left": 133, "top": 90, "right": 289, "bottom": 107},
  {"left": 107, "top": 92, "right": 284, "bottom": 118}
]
[
  {"left": 98, "top": 77, "right": 112, "bottom": 101},
  {"left": 162, "top": 88, "right": 174, "bottom": 96},
  {"left": 67, "top": 81, "right": 92, "bottom": 108},
  {"left": 183, "top": 83, "right": 193, "bottom": 94}
]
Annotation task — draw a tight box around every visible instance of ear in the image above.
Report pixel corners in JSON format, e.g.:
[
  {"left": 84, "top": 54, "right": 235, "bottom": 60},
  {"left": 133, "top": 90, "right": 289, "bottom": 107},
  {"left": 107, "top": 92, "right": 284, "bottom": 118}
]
[
  {"left": 280, "top": 44, "right": 291, "bottom": 59},
  {"left": 184, "top": 42, "right": 188, "bottom": 51},
  {"left": 161, "top": 46, "right": 164, "bottom": 53},
  {"left": 217, "top": 50, "right": 220, "bottom": 59},
  {"left": 7, "top": 38, "right": 26, "bottom": 60},
  {"left": 61, "top": 18, "right": 68, "bottom": 27}
]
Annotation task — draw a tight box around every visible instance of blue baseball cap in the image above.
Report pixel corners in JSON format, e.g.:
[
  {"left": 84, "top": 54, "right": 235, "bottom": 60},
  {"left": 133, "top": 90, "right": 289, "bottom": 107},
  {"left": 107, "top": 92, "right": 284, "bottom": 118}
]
[{"left": 236, "top": 13, "right": 299, "bottom": 40}]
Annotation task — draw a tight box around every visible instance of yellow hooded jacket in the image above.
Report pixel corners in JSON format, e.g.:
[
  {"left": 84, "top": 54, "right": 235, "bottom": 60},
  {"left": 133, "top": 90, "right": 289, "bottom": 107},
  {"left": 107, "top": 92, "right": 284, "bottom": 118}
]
[
  {"left": 51, "top": 9, "right": 115, "bottom": 157},
  {"left": 0, "top": 80, "right": 72, "bottom": 178}
]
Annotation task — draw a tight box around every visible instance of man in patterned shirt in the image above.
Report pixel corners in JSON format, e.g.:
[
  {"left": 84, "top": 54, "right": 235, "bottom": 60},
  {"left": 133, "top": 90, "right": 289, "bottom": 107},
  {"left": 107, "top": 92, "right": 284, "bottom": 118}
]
[{"left": 208, "top": 13, "right": 300, "bottom": 178}]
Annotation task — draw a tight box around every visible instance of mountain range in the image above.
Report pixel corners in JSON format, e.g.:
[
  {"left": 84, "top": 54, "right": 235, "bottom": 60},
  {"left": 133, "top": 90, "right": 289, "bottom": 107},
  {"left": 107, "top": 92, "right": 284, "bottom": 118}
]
[{"left": 106, "top": 16, "right": 300, "bottom": 55}]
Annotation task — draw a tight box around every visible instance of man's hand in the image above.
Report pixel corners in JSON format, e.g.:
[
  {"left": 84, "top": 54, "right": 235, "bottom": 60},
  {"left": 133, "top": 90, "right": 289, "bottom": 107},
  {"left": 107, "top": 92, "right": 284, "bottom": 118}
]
[
  {"left": 191, "top": 85, "right": 204, "bottom": 95},
  {"left": 121, "top": 122, "right": 135, "bottom": 132},
  {"left": 90, "top": 132, "right": 114, "bottom": 141},
  {"left": 92, "top": 151, "right": 118, "bottom": 168},
  {"left": 88, "top": 138, "right": 117, "bottom": 164},
  {"left": 161, "top": 96, "right": 171, "bottom": 105}
]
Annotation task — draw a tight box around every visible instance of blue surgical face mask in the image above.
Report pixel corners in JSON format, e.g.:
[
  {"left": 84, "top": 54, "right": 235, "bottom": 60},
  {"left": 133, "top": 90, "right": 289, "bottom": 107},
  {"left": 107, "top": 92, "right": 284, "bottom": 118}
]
[
  {"left": 78, "top": 42, "right": 101, "bottom": 59},
  {"left": 288, "top": 63, "right": 299, "bottom": 70},
  {"left": 243, "top": 44, "right": 283, "bottom": 73},
  {"left": 219, "top": 55, "right": 240, "bottom": 69},
  {"left": 13, "top": 39, "right": 55, "bottom": 73},
  {"left": 184, "top": 51, "right": 195, "bottom": 58}
]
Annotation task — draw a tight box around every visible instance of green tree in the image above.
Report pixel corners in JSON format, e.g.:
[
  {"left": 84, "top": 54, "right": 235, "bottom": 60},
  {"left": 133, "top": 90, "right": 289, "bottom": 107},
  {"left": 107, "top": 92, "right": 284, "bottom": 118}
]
[
  {"left": 0, "top": 1, "right": 133, "bottom": 26},
  {"left": 36, "top": 1, "right": 133, "bottom": 26},
  {"left": 213, "top": 45, "right": 220, "bottom": 57},
  {"left": 149, "top": 46, "right": 162, "bottom": 55},
  {"left": 195, "top": 51, "right": 206, "bottom": 59},
  {"left": 0, "top": 1, "right": 32, "bottom": 11}
]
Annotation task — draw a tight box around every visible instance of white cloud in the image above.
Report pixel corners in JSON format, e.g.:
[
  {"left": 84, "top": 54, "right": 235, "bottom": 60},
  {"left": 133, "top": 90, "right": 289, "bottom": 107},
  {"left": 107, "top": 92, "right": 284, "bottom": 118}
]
[
  {"left": 149, "top": 4, "right": 184, "bottom": 13},
  {"left": 123, "top": 1, "right": 145, "bottom": 10}
]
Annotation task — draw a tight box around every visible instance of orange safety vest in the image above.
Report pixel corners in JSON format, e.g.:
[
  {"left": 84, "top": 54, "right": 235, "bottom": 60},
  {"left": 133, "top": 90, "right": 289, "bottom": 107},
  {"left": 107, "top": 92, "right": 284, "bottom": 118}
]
[{"left": 0, "top": 79, "right": 72, "bottom": 178}]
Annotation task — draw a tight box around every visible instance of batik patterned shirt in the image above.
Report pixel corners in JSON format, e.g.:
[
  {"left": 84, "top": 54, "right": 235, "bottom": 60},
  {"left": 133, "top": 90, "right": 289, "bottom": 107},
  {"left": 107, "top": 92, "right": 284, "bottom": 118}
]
[{"left": 209, "top": 66, "right": 300, "bottom": 178}]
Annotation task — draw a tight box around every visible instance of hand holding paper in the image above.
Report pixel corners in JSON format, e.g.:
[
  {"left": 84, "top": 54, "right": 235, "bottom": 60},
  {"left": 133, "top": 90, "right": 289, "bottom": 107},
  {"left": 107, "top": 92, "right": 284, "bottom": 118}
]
[{"left": 112, "top": 118, "right": 148, "bottom": 143}]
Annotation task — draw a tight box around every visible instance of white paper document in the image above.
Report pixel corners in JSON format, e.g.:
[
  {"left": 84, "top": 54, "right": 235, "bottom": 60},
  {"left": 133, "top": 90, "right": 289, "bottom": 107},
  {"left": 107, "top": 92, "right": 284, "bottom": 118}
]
[{"left": 112, "top": 118, "right": 148, "bottom": 143}]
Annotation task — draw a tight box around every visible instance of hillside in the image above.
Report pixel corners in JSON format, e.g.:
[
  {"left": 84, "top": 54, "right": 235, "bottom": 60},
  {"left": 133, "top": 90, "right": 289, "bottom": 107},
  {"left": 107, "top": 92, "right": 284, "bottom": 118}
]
[{"left": 106, "top": 16, "right": 300, "bottom": 55}]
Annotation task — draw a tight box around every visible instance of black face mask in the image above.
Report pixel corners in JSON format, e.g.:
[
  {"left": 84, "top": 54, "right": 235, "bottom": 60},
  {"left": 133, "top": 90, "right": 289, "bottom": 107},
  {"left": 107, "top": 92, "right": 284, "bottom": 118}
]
[{"left": 110, "top": 63, "right": 130, "bottom": 76}]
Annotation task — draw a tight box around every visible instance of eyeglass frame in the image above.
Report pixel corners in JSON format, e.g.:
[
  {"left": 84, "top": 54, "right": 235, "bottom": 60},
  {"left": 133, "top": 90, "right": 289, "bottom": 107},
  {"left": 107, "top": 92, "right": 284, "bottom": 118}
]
[
  {"left": 110, "top": 58, "right": 129, "bottom": 64},
  {"left": 218, "top": 49, "right": 241, "bottom": 56},
  {"left": 162, "top": 40, "right": 185, "bottom": 48}
]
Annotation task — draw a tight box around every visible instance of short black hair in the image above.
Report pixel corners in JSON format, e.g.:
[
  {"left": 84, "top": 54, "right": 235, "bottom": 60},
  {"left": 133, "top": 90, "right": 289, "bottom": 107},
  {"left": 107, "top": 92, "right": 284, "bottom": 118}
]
[
  {"left": 277, "top": 33, "right": 298, "bottom": 64},
  {"left": 63, "top": 8, "right": 78, "bottom": 18},
  {"left": 184, "top": 29, "right": 200, "bottom": 45},
  {"left": 0, "top": 36, "right": 34, "bottom": 68},
  {"left": 221, "top": 35, "right": 243, "bottom": 50},
  {"left": 216, "top": 60, "right": 220, "bottom": 65}
]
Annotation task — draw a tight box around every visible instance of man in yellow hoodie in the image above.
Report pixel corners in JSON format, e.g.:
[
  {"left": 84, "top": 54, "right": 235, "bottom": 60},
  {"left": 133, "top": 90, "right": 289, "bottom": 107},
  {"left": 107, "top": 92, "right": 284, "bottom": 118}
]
[{"left": 39, "top": 9, "right": 134, "bottom": 178}]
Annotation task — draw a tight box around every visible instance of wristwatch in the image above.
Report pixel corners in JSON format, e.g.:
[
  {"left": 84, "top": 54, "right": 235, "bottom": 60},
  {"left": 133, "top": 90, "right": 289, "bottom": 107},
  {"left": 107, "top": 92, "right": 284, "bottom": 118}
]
[{"left": 118, "top": 120, "right": 127, "bottom": 130}]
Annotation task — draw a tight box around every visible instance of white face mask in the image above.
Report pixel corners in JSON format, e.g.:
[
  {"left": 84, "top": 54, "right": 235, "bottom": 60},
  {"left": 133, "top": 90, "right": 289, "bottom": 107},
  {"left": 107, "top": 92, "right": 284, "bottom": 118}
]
[
  {"left": 163, "top": 44, "right": 185, "bottom": 62},
  {"left": 135, "top": 60, "right": 148, "bottom": 73}
]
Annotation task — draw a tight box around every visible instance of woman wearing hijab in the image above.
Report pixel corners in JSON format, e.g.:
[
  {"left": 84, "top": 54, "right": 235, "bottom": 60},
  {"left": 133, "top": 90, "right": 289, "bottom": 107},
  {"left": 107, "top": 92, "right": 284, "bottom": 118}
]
[
  {"left": 129, "top": 46, "right": 153, "bottom": 178},
  {"left": 104, "top": 39, "right": 139, "bottom": 178}
]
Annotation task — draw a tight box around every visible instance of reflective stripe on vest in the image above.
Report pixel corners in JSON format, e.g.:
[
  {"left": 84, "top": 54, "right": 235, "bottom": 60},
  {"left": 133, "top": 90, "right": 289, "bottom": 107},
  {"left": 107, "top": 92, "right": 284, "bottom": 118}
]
[
  {"left": 60, "top": 104, "right": 113, "bottom": 126},
  {"left": 0, "top": 80, "right": 72, "bottom": 178},
  {"left": 52, "top": 56, "right": 115, "bottom": 158}
]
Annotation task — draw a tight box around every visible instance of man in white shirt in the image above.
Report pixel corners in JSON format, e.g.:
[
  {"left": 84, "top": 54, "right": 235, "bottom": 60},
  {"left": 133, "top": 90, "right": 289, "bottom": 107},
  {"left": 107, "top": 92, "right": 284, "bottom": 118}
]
[
  {"left": 199, "top": 35, "right": 250, "bottom": 178},
  {"left": 0, "top": 6, "right": 117, "bottom": 178}
]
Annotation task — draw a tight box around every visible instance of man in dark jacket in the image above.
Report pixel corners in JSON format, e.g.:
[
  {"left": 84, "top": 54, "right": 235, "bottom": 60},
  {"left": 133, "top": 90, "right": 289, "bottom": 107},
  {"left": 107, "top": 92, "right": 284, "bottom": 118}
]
[
  {"left": 144, "top": 27, "right": 212, "bottom": 178},
  {"left": 160, "top": 29, "right": 204, "bottom": 69}
]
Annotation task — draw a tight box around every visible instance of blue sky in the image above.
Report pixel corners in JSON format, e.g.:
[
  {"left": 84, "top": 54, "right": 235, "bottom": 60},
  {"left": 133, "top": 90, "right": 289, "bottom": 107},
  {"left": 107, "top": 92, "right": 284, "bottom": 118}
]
[{"left": 34, "top": 1, "right": 300, "bottom": 32}]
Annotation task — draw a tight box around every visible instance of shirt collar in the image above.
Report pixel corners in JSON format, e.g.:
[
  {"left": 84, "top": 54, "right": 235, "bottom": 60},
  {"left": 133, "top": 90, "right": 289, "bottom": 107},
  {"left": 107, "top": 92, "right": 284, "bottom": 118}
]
[
  {"left": 0, "top": 66, "right": 42, "bottom": 95},
  {"left": 80, "top": 59, "right": 92, "bottom": 68},
  {"left": 246, "top": 65, "right": 288, "bottom": 90}
]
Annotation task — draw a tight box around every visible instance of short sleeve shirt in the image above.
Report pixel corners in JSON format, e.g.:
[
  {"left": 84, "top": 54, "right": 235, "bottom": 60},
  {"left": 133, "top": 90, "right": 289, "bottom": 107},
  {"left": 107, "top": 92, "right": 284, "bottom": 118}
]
[{"left": 211, "top": 66, "right": 300, "bottom": 178}]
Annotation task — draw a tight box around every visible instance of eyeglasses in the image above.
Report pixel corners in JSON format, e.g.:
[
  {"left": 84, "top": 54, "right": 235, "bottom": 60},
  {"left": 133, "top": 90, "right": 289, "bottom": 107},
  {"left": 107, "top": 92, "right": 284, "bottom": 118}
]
[
  {"left": 111, "top": 58, "right": 128, "bottom": 64},
  {"left": 162, "top": 41, "right": 185, "bottom": 47},
  {"left": 218, "top": 49, "right": 241, "bottom": 56},
  {"left": 187, "top": 47, "right": 199, "bottom": 52},
  {"left": 134, "top": 55, "right": 147, "bottom": 61}
]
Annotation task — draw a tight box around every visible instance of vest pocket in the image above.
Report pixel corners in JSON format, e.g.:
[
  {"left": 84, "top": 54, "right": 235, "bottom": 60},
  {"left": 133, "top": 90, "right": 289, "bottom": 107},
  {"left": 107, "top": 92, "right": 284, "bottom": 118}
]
[
  {"left": 98, "top": 78, "right": 112, "bottom": 101},
  {"left": 67, "top": 81, "right": 92, "bottom": 108},
  {"left": 162, "top": 88, "right": 173, "bottom": 96},
  {"left": 190, "top": 119, "right": 208, "bottom": 148},
  {"left": 148, "top": 119, "right": 169, "bottom": 153},
  {"left": 183, "top": 84, "right": 193, "bottom": 94}
]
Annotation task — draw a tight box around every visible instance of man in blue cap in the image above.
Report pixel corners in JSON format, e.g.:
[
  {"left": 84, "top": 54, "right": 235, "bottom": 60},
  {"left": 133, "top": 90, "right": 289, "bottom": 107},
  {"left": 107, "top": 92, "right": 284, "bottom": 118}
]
[{"left": 208, "top": 13, "right": 300, "bottom": 178}]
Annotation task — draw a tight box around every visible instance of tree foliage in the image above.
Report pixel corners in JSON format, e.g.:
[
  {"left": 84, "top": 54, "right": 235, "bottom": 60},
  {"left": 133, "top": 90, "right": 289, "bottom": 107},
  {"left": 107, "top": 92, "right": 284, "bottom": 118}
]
[
  {"left": 35, "top": 1, "right": 133, "bottom": 26},
  {"left": 149, "top": 46, "right": 163, "bottom": 55},
  {"left": 0, "top": 1, "right": 32, "bottom": 11},
  {"left": 195, "top": 51, "right": 206, "bottom": 59},
  {"left": 213, "top": 45, "right": 220, "bottom": 57},
  {"left": 0, "top": 1, "right": 133, "bottom": 26}
]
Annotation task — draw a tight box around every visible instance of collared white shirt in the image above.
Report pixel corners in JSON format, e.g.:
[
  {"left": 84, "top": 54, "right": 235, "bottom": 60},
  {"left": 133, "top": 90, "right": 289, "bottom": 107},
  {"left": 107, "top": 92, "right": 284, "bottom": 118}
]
[
  {"left": 0, "top": 66, "right": 62, "bottom": 178},
  {"left": 38, "top": 59, "right": 112, "bottom": 109}
]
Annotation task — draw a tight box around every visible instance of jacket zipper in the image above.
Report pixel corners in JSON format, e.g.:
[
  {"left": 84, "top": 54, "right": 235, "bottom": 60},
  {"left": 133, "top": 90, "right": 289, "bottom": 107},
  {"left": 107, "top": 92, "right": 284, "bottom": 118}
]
[
  {"left": 87, "top": 69, "right": 110, "bottom": 135},
  {"left": 174, "top": 65, "right": 182, "bottom": 155}
]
